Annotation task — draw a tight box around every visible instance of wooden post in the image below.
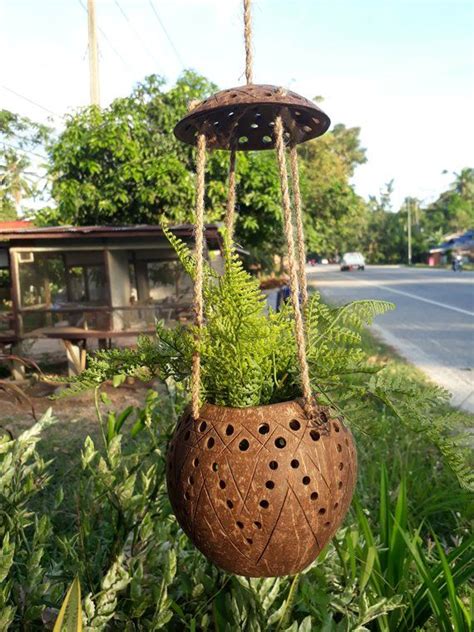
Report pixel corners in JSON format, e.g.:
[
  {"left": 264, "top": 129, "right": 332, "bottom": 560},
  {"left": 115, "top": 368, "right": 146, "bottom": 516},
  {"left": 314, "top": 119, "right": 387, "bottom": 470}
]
[
  {"left": 87, "top": 0, "right": 100, "bottom": 106},
  {"left": 63, "top": 339, "right": 86, "bottom": 376},
  {"left": 9, "top": 250, "right": 23, "bottom": 338}
]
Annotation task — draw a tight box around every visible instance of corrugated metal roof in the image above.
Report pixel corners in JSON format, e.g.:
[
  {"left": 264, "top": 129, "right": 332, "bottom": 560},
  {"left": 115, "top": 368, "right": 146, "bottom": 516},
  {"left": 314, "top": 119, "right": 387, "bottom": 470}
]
[{"left": 0, "top": 223, "right": 220, "bottom": 241}]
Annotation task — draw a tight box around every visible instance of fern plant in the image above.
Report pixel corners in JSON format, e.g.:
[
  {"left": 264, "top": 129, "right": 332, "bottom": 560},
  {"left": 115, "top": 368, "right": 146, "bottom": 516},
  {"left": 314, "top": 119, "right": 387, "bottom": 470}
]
[{"left": 61, "top": 228, "right": 473, "bottom": 490}]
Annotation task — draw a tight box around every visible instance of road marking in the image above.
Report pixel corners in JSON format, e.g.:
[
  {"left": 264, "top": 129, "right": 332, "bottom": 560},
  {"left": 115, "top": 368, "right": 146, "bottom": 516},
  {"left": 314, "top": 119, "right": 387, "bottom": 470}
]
[{"left": 367, "top": 283, "right": 474, "bottom": 317}]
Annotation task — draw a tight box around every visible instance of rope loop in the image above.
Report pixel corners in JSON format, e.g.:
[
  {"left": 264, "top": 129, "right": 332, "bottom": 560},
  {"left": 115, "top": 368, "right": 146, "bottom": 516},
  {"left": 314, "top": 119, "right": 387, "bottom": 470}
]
[
  {"left": 191, "top": 133, "right": 207, "bottom": 420},
  {"left": 274, "top": 117, "right": 313, "bottom": 417}
]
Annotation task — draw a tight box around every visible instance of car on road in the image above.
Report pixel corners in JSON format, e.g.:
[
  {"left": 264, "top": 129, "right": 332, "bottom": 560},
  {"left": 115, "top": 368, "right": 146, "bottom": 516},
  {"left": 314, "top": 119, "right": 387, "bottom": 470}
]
[{"left": 340, "top": 252, "right": 365, "bottom": 271}]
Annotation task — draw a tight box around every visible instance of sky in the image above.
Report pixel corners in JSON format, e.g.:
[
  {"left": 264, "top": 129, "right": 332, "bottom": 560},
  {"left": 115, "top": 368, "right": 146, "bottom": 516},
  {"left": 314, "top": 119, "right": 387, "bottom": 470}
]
[{"left": 1, "top": 0, "right": 473, "bottom": 210}]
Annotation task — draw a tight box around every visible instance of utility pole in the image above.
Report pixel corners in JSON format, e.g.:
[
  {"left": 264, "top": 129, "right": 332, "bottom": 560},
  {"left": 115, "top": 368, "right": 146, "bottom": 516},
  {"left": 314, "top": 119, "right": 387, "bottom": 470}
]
[
  {"left": 87, "top": 0, "right": 100, "bottom": 106},
  {"left": 407, "top": 199, "right": 412, "bottom": 266}
]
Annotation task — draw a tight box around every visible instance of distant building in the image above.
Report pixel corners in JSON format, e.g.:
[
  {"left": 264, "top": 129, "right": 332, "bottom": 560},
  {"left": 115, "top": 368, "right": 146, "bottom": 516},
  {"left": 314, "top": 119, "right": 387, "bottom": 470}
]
[
  {"left": 0, "top": 224, "right": 221, "bottom": 375},
  {"left": 428, "top": 229, "right": 474, "bottom": 266}
]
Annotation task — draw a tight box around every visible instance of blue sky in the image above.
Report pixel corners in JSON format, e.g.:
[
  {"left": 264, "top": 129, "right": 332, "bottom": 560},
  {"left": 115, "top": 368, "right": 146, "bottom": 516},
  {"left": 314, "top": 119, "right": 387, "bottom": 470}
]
[{"left": 1, "top": 0, "right": 473, "bottom": 209}]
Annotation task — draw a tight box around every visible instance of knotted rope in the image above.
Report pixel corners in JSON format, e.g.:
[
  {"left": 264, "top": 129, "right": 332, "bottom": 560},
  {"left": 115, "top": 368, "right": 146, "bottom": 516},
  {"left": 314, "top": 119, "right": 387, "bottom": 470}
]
[
  {"left": 289, "top": 144, "right": 308, "bottom": 308},
  {"left": 225, "top": 149, "right": 237, "bottom": 241},
  {"left": 274, "top": 117, "right": 313, "bottom": 416},
  {"left": 243, "top": 0, "right": 253, "bottom": 84},
  {"left": 191, "top": 133, "right": 207, "bottom": 419}
]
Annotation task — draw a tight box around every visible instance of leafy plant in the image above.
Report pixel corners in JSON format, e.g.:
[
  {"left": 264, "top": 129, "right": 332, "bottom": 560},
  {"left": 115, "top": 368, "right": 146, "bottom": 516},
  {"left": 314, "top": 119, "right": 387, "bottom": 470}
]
[{"left": 60, "top": 229, "right": 473, "bottom": 489}]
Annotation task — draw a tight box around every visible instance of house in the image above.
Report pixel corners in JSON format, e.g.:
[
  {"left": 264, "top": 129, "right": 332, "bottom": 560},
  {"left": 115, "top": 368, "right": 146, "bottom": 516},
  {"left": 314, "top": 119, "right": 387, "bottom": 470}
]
[
  {"left": 0, "top": 224, "right": 221, "bottom": 376},
  {"left": 428, "top": 229, "right": 474, "bottom": 266}
]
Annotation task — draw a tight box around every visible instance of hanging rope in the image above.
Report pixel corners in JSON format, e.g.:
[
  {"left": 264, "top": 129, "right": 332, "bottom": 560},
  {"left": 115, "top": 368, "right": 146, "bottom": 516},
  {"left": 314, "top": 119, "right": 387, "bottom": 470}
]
[
  {"left": 289, "top": 144, "right": 308, "bottom": 309},
  {"left": 274, "top": 117, "right": 313, "bottom": 416},
  {"left": 191, "top": 133, "right": 207, "bottom": 420},
  {"left": 225, "top": 150, "right": 237, "bottom": 241},
  {"left": 243, "top": 0, "right": 253, "bottom": 84}
]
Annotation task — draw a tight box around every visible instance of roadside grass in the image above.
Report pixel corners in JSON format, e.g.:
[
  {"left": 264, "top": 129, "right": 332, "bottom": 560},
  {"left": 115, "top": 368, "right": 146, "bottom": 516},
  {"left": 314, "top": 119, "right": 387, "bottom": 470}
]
[
  {"left": 3, "top": 326, "right": 473, "bottom": 629},
  {"left": 354, "top": 328, "right": 473, "bottom": 537}
]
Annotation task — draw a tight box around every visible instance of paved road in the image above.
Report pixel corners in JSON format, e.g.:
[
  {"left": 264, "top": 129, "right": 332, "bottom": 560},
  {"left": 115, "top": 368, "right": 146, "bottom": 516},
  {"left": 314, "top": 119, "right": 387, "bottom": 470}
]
[{"left": 306, "top": 265, "right": 474, "bottom": 413}]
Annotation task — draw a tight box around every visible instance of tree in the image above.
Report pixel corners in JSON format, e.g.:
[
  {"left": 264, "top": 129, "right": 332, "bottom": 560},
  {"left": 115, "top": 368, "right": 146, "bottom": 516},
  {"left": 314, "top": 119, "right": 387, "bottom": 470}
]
[
  {"left": 298, "top": 123, "right": 368, "bottom": 258},
  {"left": 0, "top": 110, "right": 51, "bottom": 220}
]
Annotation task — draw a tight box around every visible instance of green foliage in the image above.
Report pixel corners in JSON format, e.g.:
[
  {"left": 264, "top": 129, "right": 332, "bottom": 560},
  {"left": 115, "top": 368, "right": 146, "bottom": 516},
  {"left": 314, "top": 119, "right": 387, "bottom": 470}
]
[
  {"left": 53, "top": 577, "right": 83, "bottom": 632},
  {"left": 0, "top": 391, "right": 471, "bottom": 630}
]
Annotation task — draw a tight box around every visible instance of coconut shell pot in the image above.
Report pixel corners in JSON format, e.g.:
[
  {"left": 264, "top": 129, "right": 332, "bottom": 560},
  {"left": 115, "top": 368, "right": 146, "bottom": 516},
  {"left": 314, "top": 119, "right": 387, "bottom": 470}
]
[{"left": 166, "top": 399, "right": 357, "bottom": 577}]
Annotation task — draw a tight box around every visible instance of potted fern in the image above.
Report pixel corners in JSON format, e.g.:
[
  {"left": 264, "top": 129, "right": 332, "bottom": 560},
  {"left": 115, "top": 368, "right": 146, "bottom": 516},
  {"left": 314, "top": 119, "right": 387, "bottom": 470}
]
[{"left": 66, "top": 226, "right": 397, "bottom": 576}]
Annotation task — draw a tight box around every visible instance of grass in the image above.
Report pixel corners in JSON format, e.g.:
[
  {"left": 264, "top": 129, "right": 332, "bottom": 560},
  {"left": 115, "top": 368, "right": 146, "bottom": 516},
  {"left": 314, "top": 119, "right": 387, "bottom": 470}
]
[{"left": 3, "top": 325, "right": 473, "bottom": 630}]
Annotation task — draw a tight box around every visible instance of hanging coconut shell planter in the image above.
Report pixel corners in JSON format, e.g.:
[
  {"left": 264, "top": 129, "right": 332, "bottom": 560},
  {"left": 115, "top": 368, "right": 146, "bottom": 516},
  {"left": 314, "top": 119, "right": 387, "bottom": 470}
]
[{"left": 167, "top": 0, "right": 357, "bottom": 577}]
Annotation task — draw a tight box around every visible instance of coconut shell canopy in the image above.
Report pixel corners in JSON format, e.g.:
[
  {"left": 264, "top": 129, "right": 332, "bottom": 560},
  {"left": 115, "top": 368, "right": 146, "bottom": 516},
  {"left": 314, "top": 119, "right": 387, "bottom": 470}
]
[
  {"left": 166, "top": 399, "right": 357, "bottom": 577},
  {"left": 174, "top": 84, "right": 331, "bottom": 151}
]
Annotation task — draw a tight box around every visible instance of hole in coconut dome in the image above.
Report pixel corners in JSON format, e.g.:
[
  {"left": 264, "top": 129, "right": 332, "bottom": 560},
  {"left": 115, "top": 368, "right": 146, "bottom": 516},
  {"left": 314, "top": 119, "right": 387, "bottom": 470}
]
[
  {"left": 294, "top": 111, "right": 301, "bottom": 116},
  {"left": 275, "top": 437, "right": 286, "bottom": 449},
  {"left": 231, "top": 93, "right": 238, "bottom": 98},
  {"left": 254, "top": 521, "right": 262, "bottom": 529},
  {"left": 339, "top": 462, "right": 344, "bottom": 470},
  {"left": 265, "top": 480, "right": 275, "bottom": 489},
  {"left": 320, "top": 411, "right": 328, "bottom": 423},
  {"left": 214, "top": 120, "right": 219, "bottom": 126},
  {"left": 255, "top": 112, "right": 262, "bottom": 117},
  {"left": 269, "top": 460, "right": 278, "bottom": 470},
  {"left": 239, "top": 439, "right": 250, "bottom": 451},
  {"left": 212, "top": 462, "right": 218, "bottom": 472},
  {"left": 228, "top": 111, "right": 235, "bottom": 117},
  {"left": 260, "top": 499, "right": 269, "bottom": 509},
  {"left": 199, "top": 421, "right": 207, "bottom": 432},
  {"left": 269, "top": 121, "right": 275, "bottom": 127},
  {"left": 310, "top": 430, "right": 320, "bottom": 441},
  {"left": 226, "top": 424, "right": 234, "bottom": 436},
  {"left": 289, "top": 419, "right": 301, "bottom": 431},
  {"left": 239, "top": 136, "right": 249, "bottom": 144},
  {"left": 334, "top": 422, "right": 340, "bottom": 432},
  {"left": 313, "top": 117, "right": 320, "bottom": 124},
  {"left": 250, "top": 123, "right": 259, "bottom": 128},
  {"left": 259, "top": 423, "right": 270, "bottom": 435},
  {"left": 246, "top": 538, "right": 253, "bottom": 544},
  {"left": 324, "top": 521, "right": 331, "bottom": 527},
  {"left": 193, "top": 457, "right": 199, "bottom": 467},
  {"left": 311, "top": 492, "right": 318, "bottom": 500},
  {"left": 219, "top": 480, "right": 226, "bottom": 489},
  {"left": 319, "top": 507, "right": 326, "bottom": 515},
  {"left": 303, "top": 125, "right": 312, "bottom": 133},
  {"left": 227, "top": 499, "right": 234, "bottom": 509},
  {"left": 184, "top": 491, "right": 191, "bottom": 500},
  {"left": 302, "top": 476, "right": 310, "bottom": 485},
  {"left": 291, "top": 459, "right": 299, "bottom": 469},
  {"left": 207, "top": 437, "right": 215, "bottom": 449},
  {"left": 236, "top": 521, "right": 244, "bottom": 529},
  {"left": 337, "top": 444, "right": 342, "bottom": 452},
  {"left": 334, "top": 502, "right": 339, "bottom": 509},
  {"left": 338, "top": 481, "right": 343, "bottom": 489},
  {"left": 265, "top": 91, "right": 272, "bottom": 96},
  {"left": 262, "top": 135, "right": 272, "bottom": 143},
  {"left": 188, "top": 475, "right": 194, "bottom": 485}
]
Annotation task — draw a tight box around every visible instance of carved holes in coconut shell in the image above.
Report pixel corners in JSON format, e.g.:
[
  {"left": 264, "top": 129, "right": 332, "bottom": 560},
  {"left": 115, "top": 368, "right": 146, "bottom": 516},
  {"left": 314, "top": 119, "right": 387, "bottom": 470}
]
[{"left": 166, "top": 399, "right": 357, "bottom": 577}]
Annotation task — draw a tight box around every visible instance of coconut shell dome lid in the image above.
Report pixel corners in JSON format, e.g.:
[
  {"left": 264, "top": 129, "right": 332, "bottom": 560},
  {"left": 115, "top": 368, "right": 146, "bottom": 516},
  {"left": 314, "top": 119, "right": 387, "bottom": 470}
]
[{"left": 174, "top": 84, "right": 331, "bottom": 151}]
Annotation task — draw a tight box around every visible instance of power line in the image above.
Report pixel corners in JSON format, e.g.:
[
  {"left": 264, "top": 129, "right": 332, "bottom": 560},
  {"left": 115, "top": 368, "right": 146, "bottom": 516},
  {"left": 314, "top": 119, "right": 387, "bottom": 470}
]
[
  {"left": 1, "top": 86, "right": 61, "bottom": 119},
  {"left": 148, "top": 0, "right": 185, "bottom": 69},
  {"left": 113, "top": 0, "right": 161, "bottom": 68},
  {"left": 76, "top": 0, "right": 135, "bottom": 74}
]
